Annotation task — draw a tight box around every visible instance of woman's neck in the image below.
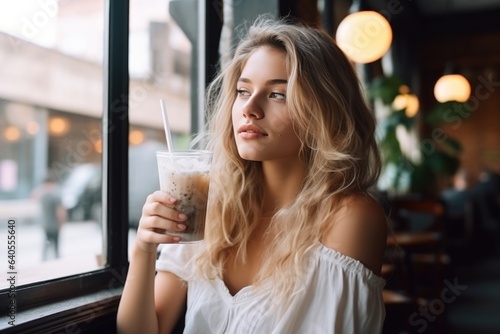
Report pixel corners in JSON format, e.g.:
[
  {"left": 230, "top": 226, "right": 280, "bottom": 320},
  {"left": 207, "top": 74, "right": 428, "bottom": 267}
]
[{"left": 261, "top": 158, "right": 307, "bottom": 212}]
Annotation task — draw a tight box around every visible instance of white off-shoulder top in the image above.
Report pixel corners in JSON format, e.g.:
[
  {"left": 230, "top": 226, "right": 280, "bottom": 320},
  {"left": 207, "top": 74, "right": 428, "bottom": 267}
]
[{"left": 156, "top": 242, "right": 385, "bottom": 334}]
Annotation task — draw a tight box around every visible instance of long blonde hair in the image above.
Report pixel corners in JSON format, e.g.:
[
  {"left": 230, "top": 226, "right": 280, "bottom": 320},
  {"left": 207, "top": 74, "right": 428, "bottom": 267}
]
[{"left": 196, "top": 15, "right": 381, "bottom": 299}]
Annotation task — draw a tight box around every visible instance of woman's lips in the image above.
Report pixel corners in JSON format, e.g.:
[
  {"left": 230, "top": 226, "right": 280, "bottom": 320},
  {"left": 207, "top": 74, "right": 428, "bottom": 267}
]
[{"left": 238, "top": 124, "right": 268, "bottom": 139}]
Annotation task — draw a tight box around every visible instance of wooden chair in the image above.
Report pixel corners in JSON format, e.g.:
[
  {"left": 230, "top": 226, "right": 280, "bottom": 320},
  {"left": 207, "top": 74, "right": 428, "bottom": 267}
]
[{"left": 386, "top": 196, "right": 450, "bottom": 300}]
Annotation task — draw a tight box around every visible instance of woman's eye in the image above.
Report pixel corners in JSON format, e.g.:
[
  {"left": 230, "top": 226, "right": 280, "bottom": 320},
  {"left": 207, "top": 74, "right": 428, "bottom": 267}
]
[
  {"left": 236, "top": 89, "right": 250, "bottom": 96},
  {"left": 270, "top": 92, "right": 286, "bottom": 100}
]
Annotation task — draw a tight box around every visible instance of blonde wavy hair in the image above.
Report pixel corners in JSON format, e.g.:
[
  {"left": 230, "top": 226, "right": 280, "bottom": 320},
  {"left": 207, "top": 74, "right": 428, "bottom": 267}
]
[{"left": 195, "top": 15, "right": 381, "bottom": 300}]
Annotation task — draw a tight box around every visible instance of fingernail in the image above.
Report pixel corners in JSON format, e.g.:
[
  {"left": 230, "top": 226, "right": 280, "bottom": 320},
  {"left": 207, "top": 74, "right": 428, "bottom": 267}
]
[
  {"left": 173, "top": 236, "right": 181, "bottom": 242},
  {"left": 178, "top": 213, "right": 187, "bottom": 220},
  {"left": 177, "top": 224, "right": 186, "bottom": 230}
]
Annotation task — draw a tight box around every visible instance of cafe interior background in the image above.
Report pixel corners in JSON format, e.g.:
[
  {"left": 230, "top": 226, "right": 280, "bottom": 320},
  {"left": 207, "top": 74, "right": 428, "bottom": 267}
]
[{"left": 0, "top": 0, "right": 499, "bottom": 333}]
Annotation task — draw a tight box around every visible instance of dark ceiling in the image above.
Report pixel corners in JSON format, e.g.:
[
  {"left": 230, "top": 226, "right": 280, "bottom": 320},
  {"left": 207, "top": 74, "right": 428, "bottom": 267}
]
[
  {"left": 366, "top": 0, "right": 500, "bottom": 15},
  {"left": 363, "top": 0, "right": 500, "bottom": 38},
  {"left": 415, "top": 0, "right": 500, "bottom": 15}
]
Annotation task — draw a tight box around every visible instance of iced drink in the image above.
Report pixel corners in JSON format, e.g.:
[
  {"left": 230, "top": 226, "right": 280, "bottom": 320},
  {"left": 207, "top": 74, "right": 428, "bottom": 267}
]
[{"left": 156, "top": 150, "right": 212, "bottom": 242}]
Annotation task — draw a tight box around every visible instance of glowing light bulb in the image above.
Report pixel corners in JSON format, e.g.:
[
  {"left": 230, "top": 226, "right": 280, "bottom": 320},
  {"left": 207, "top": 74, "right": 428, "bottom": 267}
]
[
  {"left": 434, "top": 74, "right": 471, "bottom": 103},
  {"left": 336, "top": 11, "right": 392, "bottom": 63}
]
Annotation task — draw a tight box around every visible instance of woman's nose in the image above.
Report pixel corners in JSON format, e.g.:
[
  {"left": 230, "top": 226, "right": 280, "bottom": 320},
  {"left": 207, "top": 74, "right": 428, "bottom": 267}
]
[{"left": 242, "top": 96, "right": 264, "bottom": 120}]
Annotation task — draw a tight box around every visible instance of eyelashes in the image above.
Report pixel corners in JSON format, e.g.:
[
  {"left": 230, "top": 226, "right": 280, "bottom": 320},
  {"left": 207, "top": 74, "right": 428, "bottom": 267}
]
[
  {"left": 269, "top": 92, "right": 286, "bottom": 100},
  {"left": 236, "top": 89, "right": 286, "bottom": 101},
  {"left": 236, "top": 89, "right": 249, "bottom": 96}
]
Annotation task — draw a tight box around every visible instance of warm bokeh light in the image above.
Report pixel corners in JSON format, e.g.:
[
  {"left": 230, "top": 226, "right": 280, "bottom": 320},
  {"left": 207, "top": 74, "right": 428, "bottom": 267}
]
[
  {"left": 392, "top": 85, "right": 419, "bottom": 117},
  {"left": 26, "top": 121, "right": 40, "bottom": 135},
  {"left": 129, "top": 129, "right": 145, "bottom": 145},
  {"left": 336, "top": 11, "right": 392, "bottom": 64},
  {"left": 434, "top": 74, "right": 471, "bottom": 103},
  {"left": 49, "top": 117, "right": 70, "bottom": 136},
  {"left": 94, "top": 139, "right": 102, "bottom": 154},
  {"left": 4, "top": 126, "right": 21, "bottom": 141}
]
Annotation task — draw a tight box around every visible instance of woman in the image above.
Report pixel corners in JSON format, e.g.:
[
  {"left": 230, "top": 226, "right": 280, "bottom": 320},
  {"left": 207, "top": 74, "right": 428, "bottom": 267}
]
[{"left": 117, "top": 15, "right": 387, "bottom": 333}]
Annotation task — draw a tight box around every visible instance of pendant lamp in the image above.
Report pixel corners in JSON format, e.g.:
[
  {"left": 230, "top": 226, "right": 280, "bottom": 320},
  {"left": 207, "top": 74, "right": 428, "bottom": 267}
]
[
  {"left": 434, "top": 64, "right": 471, "bottom": 103},
  {"left": 335, "top": 10, "right": 392, "bottom": 64},
  {"left": 433, "top": 0, "right": 471, "bottom": 103}
]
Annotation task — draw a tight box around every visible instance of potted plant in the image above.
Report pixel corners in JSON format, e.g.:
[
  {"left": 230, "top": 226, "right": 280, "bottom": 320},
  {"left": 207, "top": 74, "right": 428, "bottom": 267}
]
[{"left": 368, "top": 75, "right": 463, "bottom": 197}]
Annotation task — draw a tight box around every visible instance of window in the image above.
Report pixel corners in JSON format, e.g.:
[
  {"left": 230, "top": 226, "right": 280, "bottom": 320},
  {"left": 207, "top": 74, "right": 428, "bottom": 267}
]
[
  {"left": 0, "top": 1, "right": 106, "bottom": 286},
  {"left": 0, "top": 0, "right": 223, "bottom": 331},
  {"left": 0, "top": 0, "right": 128, "bottom": 330}
]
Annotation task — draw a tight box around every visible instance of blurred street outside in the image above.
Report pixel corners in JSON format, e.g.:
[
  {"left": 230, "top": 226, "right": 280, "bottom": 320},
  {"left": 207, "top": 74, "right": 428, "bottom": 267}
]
[{"left": 0, "top": 199, "right": 136, "bottom": 288}]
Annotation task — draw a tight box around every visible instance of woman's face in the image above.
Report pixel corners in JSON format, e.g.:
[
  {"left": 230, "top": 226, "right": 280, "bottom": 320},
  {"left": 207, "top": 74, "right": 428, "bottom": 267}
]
[{"left": 232, "top": 46, "right": 301, "bottom": 163}]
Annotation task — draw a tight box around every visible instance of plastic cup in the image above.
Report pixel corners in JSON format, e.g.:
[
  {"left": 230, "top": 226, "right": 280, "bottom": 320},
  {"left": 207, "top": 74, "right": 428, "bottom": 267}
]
[{"left": 156, "top": 150, "right": 212, "bottom": 243}]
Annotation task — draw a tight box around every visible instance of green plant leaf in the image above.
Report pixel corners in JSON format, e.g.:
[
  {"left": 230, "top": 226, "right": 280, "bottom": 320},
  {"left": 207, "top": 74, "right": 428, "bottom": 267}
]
[
  {"left": 426, "top": 101, "right": 469, "bottom": 125},
  {"left": 423, "top": 149, "right": 460, "bottom": 177},
  {"left": 367, "top": 75, "right": 404, "bottom": 105},
  {"left": 442, "top": 137, "right": 462, "bottom": 155},
  {"left": 409, "top": 162, "right": 436, "bottom": 194}
]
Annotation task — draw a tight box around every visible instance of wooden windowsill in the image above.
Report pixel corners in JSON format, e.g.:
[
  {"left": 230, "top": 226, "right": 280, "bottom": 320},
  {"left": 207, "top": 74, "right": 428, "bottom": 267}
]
[{"left": 0, "top": 287, "right": 122, "bottom": 333}]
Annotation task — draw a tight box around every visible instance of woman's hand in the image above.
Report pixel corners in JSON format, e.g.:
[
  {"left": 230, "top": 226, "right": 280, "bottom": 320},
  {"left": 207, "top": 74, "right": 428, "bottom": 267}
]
[{"left": 134, "top": 191, "right": 187, "bottom": 253}]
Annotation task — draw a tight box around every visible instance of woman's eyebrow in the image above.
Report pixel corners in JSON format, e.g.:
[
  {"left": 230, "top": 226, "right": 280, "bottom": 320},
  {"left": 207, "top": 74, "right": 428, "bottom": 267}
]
[{"left": 238, "top": 77, "right": 288, "bottom": 85}]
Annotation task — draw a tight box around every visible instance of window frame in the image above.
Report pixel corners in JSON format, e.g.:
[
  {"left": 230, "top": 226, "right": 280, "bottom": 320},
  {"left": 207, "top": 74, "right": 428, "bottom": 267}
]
[
  {"left": 0, "top": 0, "right": 224, "bottom": 331},
  {"left": 0, "top": 0, "right": 129, "bottom": 330}
]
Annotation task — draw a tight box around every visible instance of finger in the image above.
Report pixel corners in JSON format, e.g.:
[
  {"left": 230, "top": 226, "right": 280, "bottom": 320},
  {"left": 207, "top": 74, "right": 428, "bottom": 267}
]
[
  {"left": 149, "top": 190, "right": 177, "bottom": 205},
  {"left": 143, "top": 201, "right": 187, "bottom": 224},
  {"left": 137, "top": 228, "right": 181, "bottom": 246},
  {"left": 140, "top": 215, "right": 187, "bottom": 235}
]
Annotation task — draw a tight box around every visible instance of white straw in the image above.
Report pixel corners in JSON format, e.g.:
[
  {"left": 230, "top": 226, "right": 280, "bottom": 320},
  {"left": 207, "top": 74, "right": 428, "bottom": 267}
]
[{"left": 160, "top": 99, "right": 174, "bottom": 153}]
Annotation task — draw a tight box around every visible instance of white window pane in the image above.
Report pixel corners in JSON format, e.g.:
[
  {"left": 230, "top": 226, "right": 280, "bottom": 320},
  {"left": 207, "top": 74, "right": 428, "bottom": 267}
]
[{"left": 0, "top": 0, "right": 105, "bottom": 287}]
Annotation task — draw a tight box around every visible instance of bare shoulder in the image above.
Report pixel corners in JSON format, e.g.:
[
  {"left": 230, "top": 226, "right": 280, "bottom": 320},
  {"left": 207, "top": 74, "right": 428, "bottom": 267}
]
[{"left": 321, "top": 193, "right": 387, "bottom": 276}]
